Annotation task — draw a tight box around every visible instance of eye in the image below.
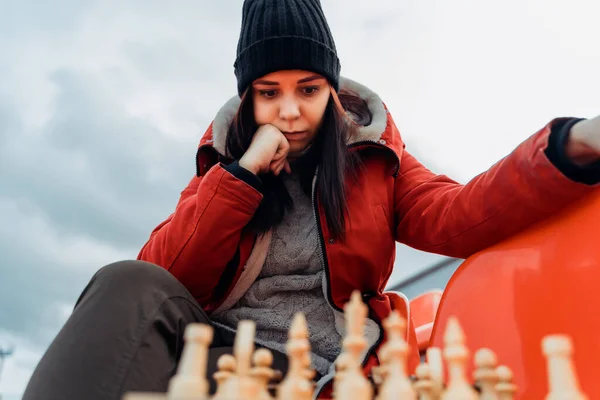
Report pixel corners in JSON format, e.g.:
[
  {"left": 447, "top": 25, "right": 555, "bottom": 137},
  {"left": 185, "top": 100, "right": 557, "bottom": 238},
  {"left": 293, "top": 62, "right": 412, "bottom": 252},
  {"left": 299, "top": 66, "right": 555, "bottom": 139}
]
[
  {"left": 259, "top": 89, "right": 278, "bottom": 99},
  {"left": 302, "top": 86, "right": 320, "bottom": 96}
]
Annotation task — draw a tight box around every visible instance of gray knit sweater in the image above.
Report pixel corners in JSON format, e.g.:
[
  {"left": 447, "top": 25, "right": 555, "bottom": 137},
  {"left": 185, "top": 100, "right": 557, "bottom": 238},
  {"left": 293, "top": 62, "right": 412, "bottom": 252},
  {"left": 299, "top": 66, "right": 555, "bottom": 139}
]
[{"left": 211, "top": 173, "right": 343, "bottom": 376}]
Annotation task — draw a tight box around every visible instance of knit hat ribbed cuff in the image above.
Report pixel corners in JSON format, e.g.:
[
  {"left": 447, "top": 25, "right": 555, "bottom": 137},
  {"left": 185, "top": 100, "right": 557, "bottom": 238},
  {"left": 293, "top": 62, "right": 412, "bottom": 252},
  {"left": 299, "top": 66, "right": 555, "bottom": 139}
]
[{"left": 234, "top": 36, "right": 341, "bottom": 97}]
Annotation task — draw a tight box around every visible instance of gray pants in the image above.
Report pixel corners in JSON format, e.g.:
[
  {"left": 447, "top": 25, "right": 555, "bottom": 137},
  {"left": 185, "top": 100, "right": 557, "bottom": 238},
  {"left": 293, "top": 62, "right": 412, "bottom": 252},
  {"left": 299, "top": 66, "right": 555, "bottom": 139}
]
[{"left": 22, "top": 260, "right": 290, "bottom": 400}]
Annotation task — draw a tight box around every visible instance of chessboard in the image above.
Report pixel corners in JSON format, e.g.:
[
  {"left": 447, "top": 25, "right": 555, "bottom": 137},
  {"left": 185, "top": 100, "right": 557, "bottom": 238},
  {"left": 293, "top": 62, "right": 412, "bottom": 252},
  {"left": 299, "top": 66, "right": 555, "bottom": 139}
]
[{"left": 123, "top": 291, "right": 588, "bottom": 400}]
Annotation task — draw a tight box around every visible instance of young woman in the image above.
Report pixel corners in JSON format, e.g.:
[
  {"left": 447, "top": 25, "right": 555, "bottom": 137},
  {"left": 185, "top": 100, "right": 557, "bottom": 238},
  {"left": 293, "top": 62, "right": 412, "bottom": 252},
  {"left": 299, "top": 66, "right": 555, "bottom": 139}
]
[{"left": 23, "top": 1, "right": 600, "bottom": 399}]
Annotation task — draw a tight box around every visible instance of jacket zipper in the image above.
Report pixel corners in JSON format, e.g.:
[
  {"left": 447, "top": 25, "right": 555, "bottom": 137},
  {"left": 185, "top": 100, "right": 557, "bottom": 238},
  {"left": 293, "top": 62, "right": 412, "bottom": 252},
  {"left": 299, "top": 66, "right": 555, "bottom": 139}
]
[
  {"left": 311, "top": 141, "right": 399, "bottom": 399},
  {"left": 311, "top": 169, "right": 336, "bottom": 310},
  {"left": 311, "top": 169, "right": 339, "bottom": 400}
]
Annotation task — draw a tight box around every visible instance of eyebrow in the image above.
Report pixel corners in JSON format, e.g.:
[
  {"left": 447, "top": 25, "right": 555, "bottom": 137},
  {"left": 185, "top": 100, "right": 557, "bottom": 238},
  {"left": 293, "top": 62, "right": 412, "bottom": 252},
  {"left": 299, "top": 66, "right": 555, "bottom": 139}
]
[
  {"left": 253, "top": 75, "right": 325, "bottom": 86},
  {"left": 298, "top": 75, "right": 324, "bottom": 83}
]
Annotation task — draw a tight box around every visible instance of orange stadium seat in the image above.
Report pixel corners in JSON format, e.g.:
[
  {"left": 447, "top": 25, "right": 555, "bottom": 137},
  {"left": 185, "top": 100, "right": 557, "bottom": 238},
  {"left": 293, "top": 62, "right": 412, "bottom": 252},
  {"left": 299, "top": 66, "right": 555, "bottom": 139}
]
[{"left": 429, "top": 189, "right": 600, "bottom": 399}]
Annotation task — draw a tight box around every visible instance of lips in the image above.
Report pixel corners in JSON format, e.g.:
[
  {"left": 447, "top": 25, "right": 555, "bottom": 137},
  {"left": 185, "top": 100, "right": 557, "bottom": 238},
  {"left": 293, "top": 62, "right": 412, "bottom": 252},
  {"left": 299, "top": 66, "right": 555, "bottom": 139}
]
[
  {"left": 282, "top": 130, "right": 308, "bottom": 140},
  {"left": 282, "top": 131, "right": 306, "bottom": 135}
]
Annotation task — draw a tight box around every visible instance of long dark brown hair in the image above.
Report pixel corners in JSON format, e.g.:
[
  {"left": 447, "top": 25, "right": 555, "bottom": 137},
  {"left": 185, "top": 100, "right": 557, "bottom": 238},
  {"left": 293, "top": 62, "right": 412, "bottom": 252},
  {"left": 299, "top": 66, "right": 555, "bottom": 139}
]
[{"left": 225, "top": 87, "right": 372, "bottom": 242}]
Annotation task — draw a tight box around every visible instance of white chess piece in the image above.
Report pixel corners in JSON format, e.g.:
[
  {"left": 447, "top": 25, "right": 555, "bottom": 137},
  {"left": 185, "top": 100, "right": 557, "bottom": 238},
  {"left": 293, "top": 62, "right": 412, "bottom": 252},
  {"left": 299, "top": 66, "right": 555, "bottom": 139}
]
[
  {"left": 335, "top": 291, "right": 373, "bottom": 400},
  {"left": 333, "top": 352, "right": 352, "bottom": 390},
  {"left": 542, "top": 335, "right": 588, "bottom": 400},
  {"left": 376, "top": 310, "right": 416, "bottom": 400},
  {"left": 414, "top": 363, "right": 436, "bottom": 400},
  {"left": 212, "top": 354, "right": 236, "bottom": 400},
  {"left": 495, "top": 365, "right": 517, "bottom": 400},
  {"left": 277, "top": 313, "right": 313, "bottom": 400},
  {"left": 474, "top": 348, "right": 499, "bottom": 400},
  {"left": 167, "top": 323, "right": 212, "bottom": 400},
  {"left": 220, "top": 320, "right": 262, "bottom": 399},
  {"left": 441, "top": 317, "right": 478, "bottom": 400},
  {"left": 251, "top": 348, "right": 276, "bottom": 400},
  {"left": 426, "top": 347, "right": 444, "bottom": 398}
]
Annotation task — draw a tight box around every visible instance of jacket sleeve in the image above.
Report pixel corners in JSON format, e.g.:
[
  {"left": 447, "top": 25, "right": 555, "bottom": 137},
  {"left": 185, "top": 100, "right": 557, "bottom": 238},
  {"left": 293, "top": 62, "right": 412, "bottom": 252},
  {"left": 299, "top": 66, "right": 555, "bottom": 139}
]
[
  {"left": 394, "top": 118, "right": 600, "bottom": 259},
  {"left": 137, "top": 162, "right": 263, "bottom": 304}
]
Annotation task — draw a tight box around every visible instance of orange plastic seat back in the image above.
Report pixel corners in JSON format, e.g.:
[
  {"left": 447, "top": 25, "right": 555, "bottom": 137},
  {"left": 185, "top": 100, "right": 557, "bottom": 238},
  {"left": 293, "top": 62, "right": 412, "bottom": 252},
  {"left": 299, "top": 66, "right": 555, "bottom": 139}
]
[
  {"left": 429, "top": 190, "right": 600, "bottom": 399},
  {"left": 409, "top": 290, "right": 443, "bottom": 351}
]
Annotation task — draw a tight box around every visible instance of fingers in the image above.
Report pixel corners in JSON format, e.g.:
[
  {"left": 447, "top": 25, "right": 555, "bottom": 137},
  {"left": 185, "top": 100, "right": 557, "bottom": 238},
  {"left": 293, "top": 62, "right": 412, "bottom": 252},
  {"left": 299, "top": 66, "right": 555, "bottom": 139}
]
[
  {"left": 274, "top": 142, "right": 289, "bottom": 161},
  {"left": 269, "top": 156, "right": 292, "bottom": 176},
  {"left": 270, "top": 136, "right": 290, "bottom": 176},
  {"left": 253, "top": 125, "right": 291, "bottom": 176},
  {"left": 270, "top": 152, "right": 285, "bottom": 175},
  {"left": 270, "top": 158, "right": 288, "bottom": 176}
]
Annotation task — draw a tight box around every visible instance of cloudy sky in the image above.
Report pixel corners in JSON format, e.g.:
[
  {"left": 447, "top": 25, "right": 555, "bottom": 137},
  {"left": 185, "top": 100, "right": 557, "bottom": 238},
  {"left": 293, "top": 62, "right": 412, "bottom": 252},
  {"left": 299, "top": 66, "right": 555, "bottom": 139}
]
[{"left": 1, "top": 0, "right": 599, "bottom": 397}]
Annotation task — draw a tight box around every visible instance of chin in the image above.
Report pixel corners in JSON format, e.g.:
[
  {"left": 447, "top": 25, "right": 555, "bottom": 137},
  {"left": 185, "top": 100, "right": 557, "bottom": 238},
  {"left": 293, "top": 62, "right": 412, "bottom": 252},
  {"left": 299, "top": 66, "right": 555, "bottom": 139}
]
[{"left": 288, "top": 144, "right": 310, "bottom": 158}]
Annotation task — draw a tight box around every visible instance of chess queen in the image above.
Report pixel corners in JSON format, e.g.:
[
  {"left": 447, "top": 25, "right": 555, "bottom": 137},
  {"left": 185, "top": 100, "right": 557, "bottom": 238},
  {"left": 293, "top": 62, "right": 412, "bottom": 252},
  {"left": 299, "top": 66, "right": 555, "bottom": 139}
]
[{"left": 22, "top": 0, "right": 600, "bottom": 399}]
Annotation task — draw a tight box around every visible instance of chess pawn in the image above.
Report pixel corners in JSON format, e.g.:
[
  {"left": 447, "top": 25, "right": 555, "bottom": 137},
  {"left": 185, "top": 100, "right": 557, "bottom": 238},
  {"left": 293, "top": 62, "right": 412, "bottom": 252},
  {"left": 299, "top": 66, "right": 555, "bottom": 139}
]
[
  {"left": 426, "top": 347, "right": 445, "bottom": 398},
  {"left": 212, "top": 354, "right": 236, "bottom": 400},
  {"left": 376, "top": 310, "right": 416, "bottom": 400},
  {"left": 251, "top": 348, "right": 276, "bottom": 400},
  {"left": 441, "top": 317, "right": 478, "bottom": 400},
  {"left": 495, "top": 366, "right": 517, "bottom": 400},
  {"left": 473, "top": 348, "right": 499, "bottom": 400},
  {"left": 334, "top": 291, "right": 373, "bottom": 400},
  {"left": 167, "top": 323, "right": 212, "bottom": 400},
  {"left": 413, "top": 363, "right": 436, "bottom": 400},
  {"left": 370, "top": 365, "right": 387, "bottom": 388},
  {"left": 542, "top": 335, "right": 588, "bottom": 400},
  {"left": 333, "top": 352, "right": 352, "bottom": 390},
  {"left": 220, "top": 320, "right": 262, "bottom": 399},
  {"left": 277, "top": 313, "right": 313, "bottom": 400}
]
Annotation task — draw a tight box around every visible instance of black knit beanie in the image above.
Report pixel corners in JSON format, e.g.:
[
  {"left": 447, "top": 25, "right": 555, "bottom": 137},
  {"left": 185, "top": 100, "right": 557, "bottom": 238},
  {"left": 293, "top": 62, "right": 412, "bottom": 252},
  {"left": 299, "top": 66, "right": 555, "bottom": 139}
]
[{"left": 234, "top": 0, "right": 341, "bottom": 97}]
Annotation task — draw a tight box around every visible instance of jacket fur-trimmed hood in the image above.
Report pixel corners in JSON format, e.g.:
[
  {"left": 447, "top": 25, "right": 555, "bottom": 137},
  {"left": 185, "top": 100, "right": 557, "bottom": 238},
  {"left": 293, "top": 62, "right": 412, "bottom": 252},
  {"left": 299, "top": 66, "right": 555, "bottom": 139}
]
[{"left": 196, "top": 76, "right": 405, "bottom": 176}]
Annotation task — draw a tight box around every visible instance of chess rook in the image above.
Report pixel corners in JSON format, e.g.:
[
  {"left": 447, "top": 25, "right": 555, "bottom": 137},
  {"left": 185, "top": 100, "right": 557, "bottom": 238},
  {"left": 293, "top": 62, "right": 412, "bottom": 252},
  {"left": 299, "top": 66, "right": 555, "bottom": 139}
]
[{"left": 542, "top": 335, "right": 588, "bottom": 400}]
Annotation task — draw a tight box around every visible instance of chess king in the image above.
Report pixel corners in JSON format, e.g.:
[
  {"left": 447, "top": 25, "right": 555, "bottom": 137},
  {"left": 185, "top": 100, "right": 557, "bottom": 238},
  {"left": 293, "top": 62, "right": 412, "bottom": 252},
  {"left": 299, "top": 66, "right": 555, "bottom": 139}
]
[{"left": 22, "top": 0, "right": 600, "bottom": 399}]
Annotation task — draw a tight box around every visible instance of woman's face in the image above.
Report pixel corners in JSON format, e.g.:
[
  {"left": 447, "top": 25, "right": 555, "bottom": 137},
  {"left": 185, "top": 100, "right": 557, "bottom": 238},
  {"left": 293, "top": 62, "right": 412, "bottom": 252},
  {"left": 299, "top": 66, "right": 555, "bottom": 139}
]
[{"left": 252, "top": 70, "right": 331, "bottom": 158}]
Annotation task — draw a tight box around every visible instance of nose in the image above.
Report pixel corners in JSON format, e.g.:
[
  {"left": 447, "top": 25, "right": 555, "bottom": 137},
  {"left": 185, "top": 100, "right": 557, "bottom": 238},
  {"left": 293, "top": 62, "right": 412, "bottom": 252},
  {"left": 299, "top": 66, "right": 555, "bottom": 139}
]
[{"left": 279, "top": 95, "right": 300, "bottom": 121}]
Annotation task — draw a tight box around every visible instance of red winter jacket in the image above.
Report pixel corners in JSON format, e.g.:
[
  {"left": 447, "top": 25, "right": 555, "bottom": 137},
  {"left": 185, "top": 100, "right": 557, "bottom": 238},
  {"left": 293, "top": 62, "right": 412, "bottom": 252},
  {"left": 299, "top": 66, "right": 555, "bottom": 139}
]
[{"left": 138, "top": 77, "right": 597, "bottom": 397}]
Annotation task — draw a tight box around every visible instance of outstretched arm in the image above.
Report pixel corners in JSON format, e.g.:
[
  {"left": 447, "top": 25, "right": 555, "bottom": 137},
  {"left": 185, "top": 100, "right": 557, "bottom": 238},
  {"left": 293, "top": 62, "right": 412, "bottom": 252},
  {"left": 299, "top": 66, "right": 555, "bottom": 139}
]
[{"left": 394, "top": 117, "right": 600, "bottom": 259}]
